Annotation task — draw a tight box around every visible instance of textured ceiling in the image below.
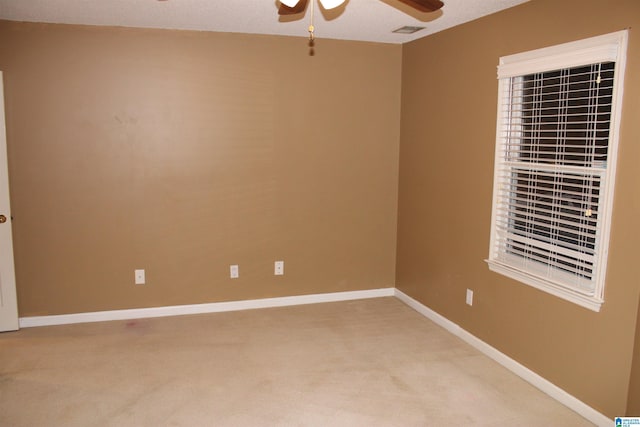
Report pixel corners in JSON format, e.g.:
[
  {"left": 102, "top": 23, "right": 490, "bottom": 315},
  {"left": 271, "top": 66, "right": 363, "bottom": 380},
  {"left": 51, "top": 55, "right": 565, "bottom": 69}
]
[{"left": 0, "top": 0, "right": 529, "bottom": 44}]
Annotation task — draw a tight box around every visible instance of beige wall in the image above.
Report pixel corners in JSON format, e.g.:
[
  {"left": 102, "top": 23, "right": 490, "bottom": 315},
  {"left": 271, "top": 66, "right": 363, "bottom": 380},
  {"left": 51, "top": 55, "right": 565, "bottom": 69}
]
[
  {"left": 0, "top": 21, "right": 401, "bottom": 316},
  {"left": 629, "top": 294, "right": 640, "bottom": 414},
  {"left": 397, "top": 0, "right": 640, "bottom": 418}
]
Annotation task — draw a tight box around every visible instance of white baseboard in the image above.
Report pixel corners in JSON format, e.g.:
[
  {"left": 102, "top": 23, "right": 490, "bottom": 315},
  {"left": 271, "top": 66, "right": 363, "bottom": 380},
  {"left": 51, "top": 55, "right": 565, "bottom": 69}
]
[
  {"left": 18, "top": 287, "right": 395, "bottom": 328},
  {"left": 394, "top": 289, "right": 612, "bottom": 427}
]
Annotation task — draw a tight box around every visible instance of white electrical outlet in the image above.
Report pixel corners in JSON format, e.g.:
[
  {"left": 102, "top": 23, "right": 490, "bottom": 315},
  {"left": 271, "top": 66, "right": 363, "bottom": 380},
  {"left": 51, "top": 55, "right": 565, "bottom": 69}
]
[
  {"left": 466, "top": 289, "right": 474, "bottom": 306},
  {"left": 135, "top": 269, "right": 145, "bottom": 285},
  {"left": 274, "top": 261, "right": 284, "bottom": 276},
  {"left": 230, "top": 265, "right": 239, "bottom": 279}
]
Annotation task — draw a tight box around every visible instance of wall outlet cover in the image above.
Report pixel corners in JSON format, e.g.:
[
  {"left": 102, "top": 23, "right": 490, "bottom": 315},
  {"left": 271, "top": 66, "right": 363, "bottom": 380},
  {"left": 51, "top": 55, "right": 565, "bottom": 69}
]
[
  {"left": 135, "top": 269, "right": 145, "bottom": 285},
  {"left": 230, "top": 265, "right": 239, "bottom": 279},
  {"left": 275, "top": 261, "right": 284, "bottom": 276}
]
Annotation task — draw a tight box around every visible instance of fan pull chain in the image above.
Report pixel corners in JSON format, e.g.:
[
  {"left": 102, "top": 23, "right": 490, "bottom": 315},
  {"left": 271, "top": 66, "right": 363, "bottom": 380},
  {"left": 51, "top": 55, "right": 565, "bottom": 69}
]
[
  {"left": 308, "top": 0, "right": 315, "bottom": 42},
  {"left": 308, "top": 0, "right": 315, "bottom": 55}
]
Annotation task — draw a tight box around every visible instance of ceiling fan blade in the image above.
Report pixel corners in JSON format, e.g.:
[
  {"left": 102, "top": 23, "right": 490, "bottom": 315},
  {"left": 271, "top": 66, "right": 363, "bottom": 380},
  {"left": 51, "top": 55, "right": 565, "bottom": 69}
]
[
  {"left": 278, "top": 0, "right": 308, "bottom": 15},
  {"left": 318, "top": 0, "right": 347, "bottom": 9},
  {"left": 397, "top": 0, "right": 444, "bottom": 13}
]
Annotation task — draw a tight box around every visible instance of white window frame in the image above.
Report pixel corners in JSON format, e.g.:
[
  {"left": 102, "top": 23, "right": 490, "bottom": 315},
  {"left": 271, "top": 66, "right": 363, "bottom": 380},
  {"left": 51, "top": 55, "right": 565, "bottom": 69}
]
[{"left": 486, "top": 30, "right": 628, "bottom": 312}]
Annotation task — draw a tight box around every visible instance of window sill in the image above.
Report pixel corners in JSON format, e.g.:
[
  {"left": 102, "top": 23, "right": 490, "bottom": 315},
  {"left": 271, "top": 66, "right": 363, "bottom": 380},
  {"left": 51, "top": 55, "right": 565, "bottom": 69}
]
[{"left": 485, "top": 259, "right": 603, "bottom": 312}]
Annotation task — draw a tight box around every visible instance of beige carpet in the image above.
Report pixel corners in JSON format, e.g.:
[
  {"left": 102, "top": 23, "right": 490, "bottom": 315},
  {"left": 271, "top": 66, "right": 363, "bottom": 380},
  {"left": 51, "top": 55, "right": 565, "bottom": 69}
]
[{"left": 0, "top": 297, "right": 593, "bottom": 426}]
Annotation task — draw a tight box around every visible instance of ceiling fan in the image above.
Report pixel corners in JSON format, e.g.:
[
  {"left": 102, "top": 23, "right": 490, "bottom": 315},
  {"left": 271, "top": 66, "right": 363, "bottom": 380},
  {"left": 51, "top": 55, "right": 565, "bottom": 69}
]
[
  {"left": 278, "top": 0, "right": 445, "bottom": 16},
  {"left": 278, "top": 0, "right": 443, "bottom": 45}
]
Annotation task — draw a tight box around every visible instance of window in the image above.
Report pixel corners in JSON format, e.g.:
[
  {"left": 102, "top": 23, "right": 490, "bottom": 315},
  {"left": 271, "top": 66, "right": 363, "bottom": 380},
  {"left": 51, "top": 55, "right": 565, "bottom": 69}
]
[{"left": 487, "top": 31, "right": 628, "bottom": 312}]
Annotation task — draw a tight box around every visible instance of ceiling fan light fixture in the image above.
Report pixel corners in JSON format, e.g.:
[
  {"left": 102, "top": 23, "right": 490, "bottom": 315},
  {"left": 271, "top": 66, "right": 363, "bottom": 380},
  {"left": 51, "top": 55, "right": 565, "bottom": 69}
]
[
  {"left": 318, "top": 0, "right": 347, "bottom": 10},
  {"left": 280, "top": 0, "right": 301, "bottom": 7}
]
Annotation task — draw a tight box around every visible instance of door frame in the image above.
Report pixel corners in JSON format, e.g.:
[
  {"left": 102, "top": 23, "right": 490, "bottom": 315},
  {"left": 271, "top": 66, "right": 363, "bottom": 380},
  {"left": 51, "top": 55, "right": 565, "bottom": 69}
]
[{"left": 0, "top": 70, "right": 19, "bottom": 332}]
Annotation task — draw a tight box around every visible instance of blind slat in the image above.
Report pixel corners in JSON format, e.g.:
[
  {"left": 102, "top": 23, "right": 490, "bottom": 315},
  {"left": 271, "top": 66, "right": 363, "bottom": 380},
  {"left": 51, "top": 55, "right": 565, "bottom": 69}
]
[{"left": 497, "top": 231, "right": 595, "bottom": 264}]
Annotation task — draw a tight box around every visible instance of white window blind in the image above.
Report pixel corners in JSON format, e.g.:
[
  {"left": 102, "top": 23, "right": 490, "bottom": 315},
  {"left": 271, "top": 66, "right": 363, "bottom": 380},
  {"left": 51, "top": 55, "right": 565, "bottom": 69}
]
[{"left": 487, "top": 31, "right": 628, "bottom": 312}]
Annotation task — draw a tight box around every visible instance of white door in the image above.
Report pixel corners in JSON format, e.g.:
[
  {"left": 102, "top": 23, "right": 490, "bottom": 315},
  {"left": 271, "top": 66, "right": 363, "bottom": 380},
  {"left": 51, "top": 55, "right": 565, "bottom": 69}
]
[{"left": 0, "top": 71, "right": 19, "bottom": 332}]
